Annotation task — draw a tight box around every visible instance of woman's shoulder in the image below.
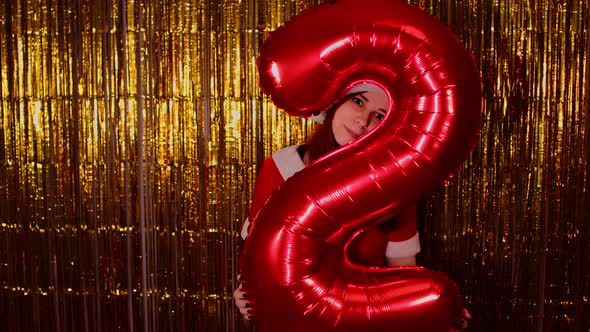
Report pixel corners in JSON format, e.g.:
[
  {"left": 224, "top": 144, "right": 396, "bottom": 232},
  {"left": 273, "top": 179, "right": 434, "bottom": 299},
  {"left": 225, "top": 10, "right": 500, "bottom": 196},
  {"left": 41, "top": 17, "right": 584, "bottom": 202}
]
[
  {"left": 270, "top": 145, "right": 306, "bottom": 181},
  {"left": 271, "top": 145, "right": 300, "bottom": 159}
]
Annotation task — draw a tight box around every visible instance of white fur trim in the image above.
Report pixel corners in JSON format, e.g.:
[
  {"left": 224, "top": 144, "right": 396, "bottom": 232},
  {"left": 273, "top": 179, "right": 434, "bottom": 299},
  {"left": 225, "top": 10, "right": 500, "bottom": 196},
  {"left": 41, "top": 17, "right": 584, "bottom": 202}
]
[
  {"left": 348, "top": 82, "right": 387, "bottom": 96},
  {"left": 242, "top": 146, "right": 305, "bottom": 239},
  {"left": 385, "top": 231, "right": 421, "bottom": 258},
  {"left": 309, "top": 112, "right": 326, "bottom": 123},
  {"left": 272, "top": 145, "right": 306, "bottom": 181},
  {"left": 240, "top": 218, "right": 250, "bottom": 240}
]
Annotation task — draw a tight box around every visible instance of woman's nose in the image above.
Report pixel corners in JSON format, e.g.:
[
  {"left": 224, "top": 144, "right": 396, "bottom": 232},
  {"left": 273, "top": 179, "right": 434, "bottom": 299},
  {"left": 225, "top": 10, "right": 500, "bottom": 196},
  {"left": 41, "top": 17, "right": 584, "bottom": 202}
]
[{"left": 355, "top": 112, "right": 372, "bottom": 129}]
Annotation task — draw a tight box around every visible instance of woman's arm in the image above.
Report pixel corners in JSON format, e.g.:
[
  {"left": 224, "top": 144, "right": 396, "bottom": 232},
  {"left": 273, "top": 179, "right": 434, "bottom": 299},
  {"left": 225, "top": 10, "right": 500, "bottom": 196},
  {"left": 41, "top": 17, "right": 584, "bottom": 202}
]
[{"left": 234, "top": 157, "right": 284, "bottom": 319}]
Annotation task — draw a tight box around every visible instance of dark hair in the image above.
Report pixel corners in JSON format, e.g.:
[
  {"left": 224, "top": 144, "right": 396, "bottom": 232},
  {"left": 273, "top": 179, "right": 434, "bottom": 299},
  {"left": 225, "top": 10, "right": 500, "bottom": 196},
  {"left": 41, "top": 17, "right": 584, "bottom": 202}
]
[{"left": 297, "top": 93, "right": 362, "bottom": 164}]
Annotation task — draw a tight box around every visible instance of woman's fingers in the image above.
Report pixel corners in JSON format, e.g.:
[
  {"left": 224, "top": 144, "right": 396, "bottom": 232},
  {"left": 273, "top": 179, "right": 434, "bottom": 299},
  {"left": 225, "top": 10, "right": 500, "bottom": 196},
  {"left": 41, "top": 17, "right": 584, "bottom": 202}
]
[
  {"left": 233, "top": 281, "right": 252, "bottom": 320},
  {"left": 455, "top": 308, "right": 471, "bottom": 330},
  {"left": 236, "top": 299, "right": 251, "bottom": 315},
  {"left": 237, "top": 297, "right": 252, "bottom": 320},
  {"left": 463, "top": 308, "right": 472, "bottom": 320},
  {"left": 233, "top": 288, "right": 249, "bottom": 308},
  {"left": 457, "top": 318, "right": 468, "bottom": 329},
  {"left": 232, "top": 285, "right": 242, "bottom": 301},
  {"left": 234, "top": 274, "right": 252, "bottom": 320},
  {"left": 451, "top": 307, "right": 471, "bottom": 331}
]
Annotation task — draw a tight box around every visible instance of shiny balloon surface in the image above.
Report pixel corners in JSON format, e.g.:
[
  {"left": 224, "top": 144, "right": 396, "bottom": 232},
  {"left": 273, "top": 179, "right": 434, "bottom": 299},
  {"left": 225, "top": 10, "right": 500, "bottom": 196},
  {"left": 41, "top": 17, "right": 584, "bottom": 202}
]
[{"left": 241, "top": 0, "right": 483, "bottom": 331}]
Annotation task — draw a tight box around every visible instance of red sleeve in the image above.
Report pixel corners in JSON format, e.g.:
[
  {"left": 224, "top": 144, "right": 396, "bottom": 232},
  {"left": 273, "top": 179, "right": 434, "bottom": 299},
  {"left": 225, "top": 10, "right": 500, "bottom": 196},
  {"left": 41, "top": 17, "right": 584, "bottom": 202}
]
[
  {"left": 248, "top": 157, "right": 285, "bottom": 223},
  {"left": 386, "top": 204, "right": 418, "bottom": 242}
]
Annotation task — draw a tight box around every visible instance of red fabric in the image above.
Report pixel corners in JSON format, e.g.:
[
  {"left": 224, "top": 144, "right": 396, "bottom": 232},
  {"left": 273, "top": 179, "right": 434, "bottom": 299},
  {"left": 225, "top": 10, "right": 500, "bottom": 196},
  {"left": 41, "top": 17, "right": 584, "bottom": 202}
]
[
  {"left": 247, "top": 156, "right": 417, "bottom": 266},
  {"left": 248, "top": 157, "right": 284, "bottom": 223}
]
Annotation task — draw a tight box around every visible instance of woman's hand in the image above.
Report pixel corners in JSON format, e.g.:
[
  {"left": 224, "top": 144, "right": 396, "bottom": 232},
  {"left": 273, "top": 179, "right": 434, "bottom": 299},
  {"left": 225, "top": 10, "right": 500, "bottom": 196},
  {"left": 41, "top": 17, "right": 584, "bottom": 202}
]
[
  {"left": 233, "top": 274, "right": 252, "bottom": 320},
  {"left": 453, "top": 308, "right": 472, "bottom": 331}
]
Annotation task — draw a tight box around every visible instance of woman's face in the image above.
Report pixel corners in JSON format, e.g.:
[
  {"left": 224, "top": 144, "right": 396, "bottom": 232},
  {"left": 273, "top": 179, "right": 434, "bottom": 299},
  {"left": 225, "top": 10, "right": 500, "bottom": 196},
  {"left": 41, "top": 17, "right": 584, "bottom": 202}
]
[{"left": 331, "top": 90, "right": 389, "bottom": 146}]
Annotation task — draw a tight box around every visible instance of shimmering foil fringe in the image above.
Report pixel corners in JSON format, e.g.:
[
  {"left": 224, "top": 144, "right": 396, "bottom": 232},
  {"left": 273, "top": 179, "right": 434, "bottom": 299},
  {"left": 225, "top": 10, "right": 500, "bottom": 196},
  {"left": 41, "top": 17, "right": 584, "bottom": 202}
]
[{"left": 0, "top": 0, "right": 587, "bottom": 331}]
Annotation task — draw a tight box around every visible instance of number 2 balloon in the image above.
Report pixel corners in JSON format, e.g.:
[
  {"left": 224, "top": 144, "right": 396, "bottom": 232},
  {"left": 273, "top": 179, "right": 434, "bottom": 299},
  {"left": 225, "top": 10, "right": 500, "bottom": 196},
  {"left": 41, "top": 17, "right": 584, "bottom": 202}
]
[{"left": 240, "top": 0, "right": 483, "bottom": 331}]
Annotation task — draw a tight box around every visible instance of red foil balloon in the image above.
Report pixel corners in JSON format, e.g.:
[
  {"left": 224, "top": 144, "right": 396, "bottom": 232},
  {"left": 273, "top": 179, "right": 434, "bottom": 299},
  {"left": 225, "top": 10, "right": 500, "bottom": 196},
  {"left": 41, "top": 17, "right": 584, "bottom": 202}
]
[{"left": 241, "top": 0, "right": 483, "bottom": 331}]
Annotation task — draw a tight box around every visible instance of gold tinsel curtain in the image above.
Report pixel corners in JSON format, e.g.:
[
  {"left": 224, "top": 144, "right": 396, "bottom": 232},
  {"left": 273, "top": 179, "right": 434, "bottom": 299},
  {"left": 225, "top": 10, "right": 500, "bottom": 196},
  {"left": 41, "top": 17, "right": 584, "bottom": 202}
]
[{"left": 0, "top": 0, "right": 588, "bottom": 331}]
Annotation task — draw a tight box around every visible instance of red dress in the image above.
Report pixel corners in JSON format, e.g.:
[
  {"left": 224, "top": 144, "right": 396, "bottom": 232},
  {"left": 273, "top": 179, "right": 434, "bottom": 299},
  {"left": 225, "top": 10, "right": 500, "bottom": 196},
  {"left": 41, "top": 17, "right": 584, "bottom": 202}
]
[{"left": 241, "top": 145, "right": 420, "bottom": 266}]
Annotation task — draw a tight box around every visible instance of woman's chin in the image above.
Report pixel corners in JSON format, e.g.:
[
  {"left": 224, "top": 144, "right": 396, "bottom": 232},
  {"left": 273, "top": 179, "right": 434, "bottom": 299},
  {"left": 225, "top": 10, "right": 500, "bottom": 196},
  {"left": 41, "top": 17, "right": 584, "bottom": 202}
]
[{"left": 335, "top": 138, "right": 351, "bottom": 146}]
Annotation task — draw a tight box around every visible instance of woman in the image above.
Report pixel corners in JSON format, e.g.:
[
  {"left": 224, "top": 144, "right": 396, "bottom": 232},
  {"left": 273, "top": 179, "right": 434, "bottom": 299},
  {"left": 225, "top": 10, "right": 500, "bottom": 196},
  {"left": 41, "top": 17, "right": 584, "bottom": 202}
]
[{"left": 234, "top": 83, "right": 422, "bottom": 319}]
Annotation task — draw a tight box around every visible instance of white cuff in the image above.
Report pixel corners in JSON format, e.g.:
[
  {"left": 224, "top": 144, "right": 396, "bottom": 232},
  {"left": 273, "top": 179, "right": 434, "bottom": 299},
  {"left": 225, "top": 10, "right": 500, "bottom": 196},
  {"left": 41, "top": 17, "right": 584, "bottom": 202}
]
[
  {"left": 240, "top": 218, "right": 250, "bottom": 240},
  {"left": 385, "top": 231, "right": 421, "bottom": 259}
]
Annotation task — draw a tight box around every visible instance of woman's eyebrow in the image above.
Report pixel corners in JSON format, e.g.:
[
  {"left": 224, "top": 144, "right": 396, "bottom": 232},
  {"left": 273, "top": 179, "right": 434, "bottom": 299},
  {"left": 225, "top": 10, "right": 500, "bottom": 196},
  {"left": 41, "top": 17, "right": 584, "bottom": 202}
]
[{"left": 358, "top": 93, "right": 389, "bottom": 112}]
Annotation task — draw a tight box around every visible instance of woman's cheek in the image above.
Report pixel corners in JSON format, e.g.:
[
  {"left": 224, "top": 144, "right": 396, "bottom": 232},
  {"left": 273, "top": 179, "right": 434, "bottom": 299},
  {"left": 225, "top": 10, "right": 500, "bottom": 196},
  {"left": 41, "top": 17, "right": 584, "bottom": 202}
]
[
  {"left": 367, "top": 120, "right": 379, "bottom": 131},
  {"left": 333, "top": 130, "right": 345, "bottom": 146},
  {"left": 333, "top": 127, "right": 350, "bottom": 146}
]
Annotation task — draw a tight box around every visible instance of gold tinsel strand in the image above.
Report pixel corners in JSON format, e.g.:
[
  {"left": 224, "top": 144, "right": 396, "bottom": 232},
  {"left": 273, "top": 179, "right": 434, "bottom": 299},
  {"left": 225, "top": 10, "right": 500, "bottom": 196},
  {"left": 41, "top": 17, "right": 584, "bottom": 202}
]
[{"left": 0, "top": 0, "right": 588, "bottom": 331}]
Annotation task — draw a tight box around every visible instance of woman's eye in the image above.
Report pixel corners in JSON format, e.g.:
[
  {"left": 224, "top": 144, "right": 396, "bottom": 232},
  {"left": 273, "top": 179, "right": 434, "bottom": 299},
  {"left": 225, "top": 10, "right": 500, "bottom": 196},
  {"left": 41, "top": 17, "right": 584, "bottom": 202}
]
[
  {"left": 351, "top": 97, "right": 363, "bottom": 106},
  {"left": 374, "top": 112, "right": 386, "bottom": 121}
]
